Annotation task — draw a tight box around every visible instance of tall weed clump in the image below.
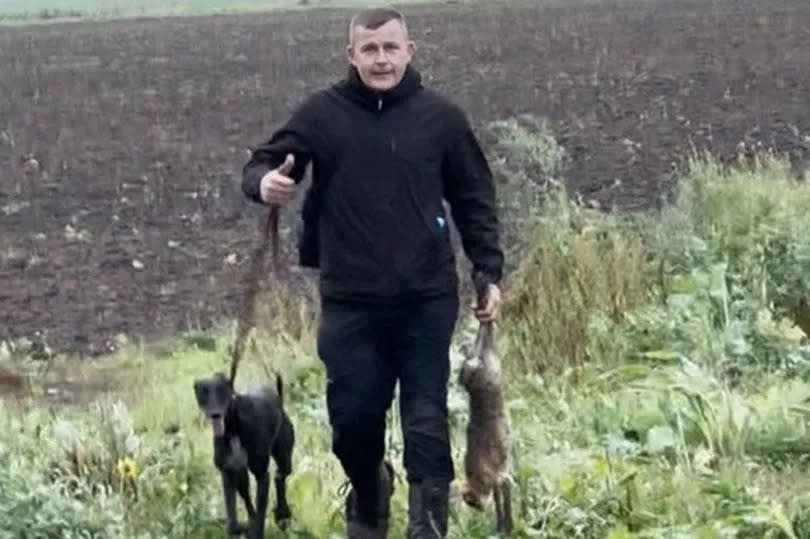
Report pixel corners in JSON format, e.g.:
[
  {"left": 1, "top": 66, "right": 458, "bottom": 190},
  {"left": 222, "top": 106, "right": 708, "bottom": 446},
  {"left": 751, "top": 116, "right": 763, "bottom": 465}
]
[
  {"left": 503, "top": 189, "right": 649, "bottom": 373},
  {"left": 486, "top": 116, "right": 649, "bottom": 373},
  {"left": 489, "top": 115, "right": 810, "bottom": 376},
  {"left": 483, "top": 114, "right": 567, "bottom": 276}
]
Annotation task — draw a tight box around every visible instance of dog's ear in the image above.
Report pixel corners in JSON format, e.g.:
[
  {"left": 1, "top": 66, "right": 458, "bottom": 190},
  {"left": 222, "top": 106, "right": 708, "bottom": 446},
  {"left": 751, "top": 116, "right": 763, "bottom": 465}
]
[
  {"left": 192, "top": 379, "right": 206, "bottom": 405},
  {"left": 212, "top": 371, "right": 235, "bottom": 393}
]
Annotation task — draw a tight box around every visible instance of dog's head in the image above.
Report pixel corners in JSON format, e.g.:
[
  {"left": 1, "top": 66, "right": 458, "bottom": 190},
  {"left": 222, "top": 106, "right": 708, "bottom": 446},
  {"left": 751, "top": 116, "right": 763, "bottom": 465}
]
[{"left": 192, "top": 372, "right": 233, "bottom": 437}]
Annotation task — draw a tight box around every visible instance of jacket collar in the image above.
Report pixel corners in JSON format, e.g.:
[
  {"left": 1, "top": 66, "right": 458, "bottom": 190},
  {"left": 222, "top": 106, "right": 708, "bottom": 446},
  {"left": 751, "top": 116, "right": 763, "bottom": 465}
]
[{"left": 337, "top": 63, "right": 423, "bottom": 112}]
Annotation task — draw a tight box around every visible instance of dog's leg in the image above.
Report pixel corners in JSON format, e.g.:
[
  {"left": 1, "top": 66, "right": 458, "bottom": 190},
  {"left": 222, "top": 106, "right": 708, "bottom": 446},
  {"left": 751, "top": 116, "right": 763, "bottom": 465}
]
[
  {"left": 235, "top": 468, "right": 256, "bottom": 522},
  {"left": 222, "top": 471, "right": 245, "bottom": 536},
  {"left": 248, "top": 470, "right": 270, "bottom": 539},
  {"left": 271, "top": 425, "right": 294, "bottom": 526}
]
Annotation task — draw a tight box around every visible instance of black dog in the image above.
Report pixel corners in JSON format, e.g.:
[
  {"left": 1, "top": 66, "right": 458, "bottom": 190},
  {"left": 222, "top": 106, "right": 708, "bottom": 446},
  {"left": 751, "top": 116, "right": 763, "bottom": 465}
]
[{"left": 193, "top": 371, "right": 295, "bottom": 538}]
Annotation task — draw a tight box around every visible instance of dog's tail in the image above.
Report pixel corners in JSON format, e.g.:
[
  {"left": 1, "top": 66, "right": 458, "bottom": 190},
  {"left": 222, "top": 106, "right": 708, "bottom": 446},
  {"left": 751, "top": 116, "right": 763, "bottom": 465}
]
[{"left": 276, "top": 371, "right": 284, "bottom": 405}]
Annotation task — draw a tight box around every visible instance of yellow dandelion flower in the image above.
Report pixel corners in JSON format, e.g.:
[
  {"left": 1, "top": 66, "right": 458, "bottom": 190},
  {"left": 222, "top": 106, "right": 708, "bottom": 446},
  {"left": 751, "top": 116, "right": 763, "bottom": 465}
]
[{"left": 116, "top": 456, "right": 138, "bottom": 480}]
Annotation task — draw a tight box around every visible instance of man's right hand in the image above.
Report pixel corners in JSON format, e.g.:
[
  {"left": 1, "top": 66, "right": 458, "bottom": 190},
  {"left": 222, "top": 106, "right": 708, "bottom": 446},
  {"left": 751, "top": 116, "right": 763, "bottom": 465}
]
[{"left": 259, "top": 153, "right": 297, "bottom": 205}]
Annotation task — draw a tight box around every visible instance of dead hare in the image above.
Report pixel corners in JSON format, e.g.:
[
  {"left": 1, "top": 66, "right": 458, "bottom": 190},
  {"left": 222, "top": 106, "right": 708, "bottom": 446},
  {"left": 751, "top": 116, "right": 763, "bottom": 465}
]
[{"left": 458, "top": 272, "right": 513, "bottom": 534}]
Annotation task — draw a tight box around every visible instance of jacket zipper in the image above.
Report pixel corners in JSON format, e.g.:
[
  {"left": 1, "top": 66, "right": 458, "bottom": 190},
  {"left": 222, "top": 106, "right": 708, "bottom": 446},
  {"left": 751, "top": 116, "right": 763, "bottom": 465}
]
[{"left": 376, "top": 94, "right": 401, "bottom": 296}]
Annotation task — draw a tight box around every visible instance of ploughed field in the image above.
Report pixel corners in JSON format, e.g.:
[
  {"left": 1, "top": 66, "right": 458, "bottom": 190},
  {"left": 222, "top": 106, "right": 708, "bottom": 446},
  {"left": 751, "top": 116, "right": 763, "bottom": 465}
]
[{"left": 2, "top": 0, "right": 810, "bottom": 357}]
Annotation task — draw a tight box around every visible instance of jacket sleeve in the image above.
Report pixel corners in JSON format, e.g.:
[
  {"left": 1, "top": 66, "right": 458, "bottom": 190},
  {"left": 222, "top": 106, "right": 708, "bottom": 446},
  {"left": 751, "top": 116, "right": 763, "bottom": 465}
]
[
  {"left": 442, "top": 107, "right": 505, "bottom": 286},
  {"left": 242, "top": 95, "right": 320, "bottom": 204}
]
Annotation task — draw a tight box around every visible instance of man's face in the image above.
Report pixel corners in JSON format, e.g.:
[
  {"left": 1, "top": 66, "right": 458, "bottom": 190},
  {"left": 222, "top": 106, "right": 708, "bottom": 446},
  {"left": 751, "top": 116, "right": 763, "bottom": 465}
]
[{"left": 347, "top": 19, "right": 415, "bottom": 91}]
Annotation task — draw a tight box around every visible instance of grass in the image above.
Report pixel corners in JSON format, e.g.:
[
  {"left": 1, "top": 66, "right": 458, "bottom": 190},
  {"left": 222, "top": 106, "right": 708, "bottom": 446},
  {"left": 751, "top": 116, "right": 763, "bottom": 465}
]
[{"left": 4, "top": 118, "right": 810, "bottom": 537}]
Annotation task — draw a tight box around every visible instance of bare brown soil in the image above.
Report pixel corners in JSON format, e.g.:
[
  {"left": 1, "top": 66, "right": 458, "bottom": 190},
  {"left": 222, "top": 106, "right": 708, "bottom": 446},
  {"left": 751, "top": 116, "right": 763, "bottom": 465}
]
[{"left": 2, "top": 0, "right": 810, "bottom": 358}]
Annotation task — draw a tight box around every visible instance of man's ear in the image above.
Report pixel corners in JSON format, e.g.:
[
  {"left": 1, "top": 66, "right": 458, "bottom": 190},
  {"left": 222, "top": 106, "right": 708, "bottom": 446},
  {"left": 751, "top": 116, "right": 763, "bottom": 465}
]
[
  {"left": 346, "top": 43, "right": 354, "bottom": 64},
  {"left": 407, "top": 39, "right": 417, "bottom": 56}
]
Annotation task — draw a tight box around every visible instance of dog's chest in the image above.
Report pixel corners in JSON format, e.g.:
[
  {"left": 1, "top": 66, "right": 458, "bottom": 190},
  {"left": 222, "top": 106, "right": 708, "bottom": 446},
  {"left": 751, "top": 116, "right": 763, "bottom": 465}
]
[{"left": 220, "top": 437, "right": 248, "bottom": 470}]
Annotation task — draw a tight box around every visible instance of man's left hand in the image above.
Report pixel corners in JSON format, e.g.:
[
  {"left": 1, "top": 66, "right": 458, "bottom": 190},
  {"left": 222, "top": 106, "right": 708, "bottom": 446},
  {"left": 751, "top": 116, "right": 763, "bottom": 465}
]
[{"left": 473, "top": 283, "right": 502, "bottom": 323}]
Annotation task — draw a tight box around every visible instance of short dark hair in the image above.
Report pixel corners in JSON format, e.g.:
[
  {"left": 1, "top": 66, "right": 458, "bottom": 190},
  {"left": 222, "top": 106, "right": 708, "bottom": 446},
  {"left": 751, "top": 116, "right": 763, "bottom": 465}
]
[{"left": 348, "top": 7, "right": 407, "bottom": 42}]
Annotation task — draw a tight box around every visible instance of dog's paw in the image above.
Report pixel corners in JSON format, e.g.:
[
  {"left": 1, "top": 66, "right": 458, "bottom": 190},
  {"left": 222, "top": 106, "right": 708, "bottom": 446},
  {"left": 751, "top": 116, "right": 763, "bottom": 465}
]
[
  {"left": 274, "top": 505, "right": 292, "bottom": 525},
  {"left": 226, "top": 521, "right": 246, "bottom": 536},
  {"left": 276, "top": 517, "right": 293, "bottom": 532},
  {"left": 245, "top": 520, "right": 265, "bottom": 539}
]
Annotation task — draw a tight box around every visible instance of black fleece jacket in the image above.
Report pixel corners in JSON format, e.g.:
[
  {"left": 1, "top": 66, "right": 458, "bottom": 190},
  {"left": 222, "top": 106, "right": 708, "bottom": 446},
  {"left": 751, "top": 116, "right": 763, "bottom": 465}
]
[{"left": 242, "top": 64, "right": 504, "bottom": 302}]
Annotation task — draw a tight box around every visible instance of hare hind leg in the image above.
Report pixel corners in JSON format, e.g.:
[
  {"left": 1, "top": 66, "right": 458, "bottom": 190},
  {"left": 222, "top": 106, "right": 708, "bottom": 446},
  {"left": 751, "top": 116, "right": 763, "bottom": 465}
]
[{"left": 493, "top": 475, "right": 513, "bottom": 534}]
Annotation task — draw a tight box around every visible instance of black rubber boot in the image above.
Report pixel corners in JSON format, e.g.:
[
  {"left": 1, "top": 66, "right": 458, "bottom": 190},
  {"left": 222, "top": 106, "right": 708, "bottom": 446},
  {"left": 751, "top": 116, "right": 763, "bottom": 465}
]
[
  {"left": 344, "top": 460, "right": 395, "bottom": 539},
  {"left": 406, "top": 478, "right": 450, "bottom": 538}
]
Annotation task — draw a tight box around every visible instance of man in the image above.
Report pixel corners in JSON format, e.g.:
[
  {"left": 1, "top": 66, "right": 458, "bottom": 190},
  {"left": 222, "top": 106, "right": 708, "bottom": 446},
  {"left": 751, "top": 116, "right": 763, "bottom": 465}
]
[{"left": 241, "top": 7, "right": 504, "bottom": 538}]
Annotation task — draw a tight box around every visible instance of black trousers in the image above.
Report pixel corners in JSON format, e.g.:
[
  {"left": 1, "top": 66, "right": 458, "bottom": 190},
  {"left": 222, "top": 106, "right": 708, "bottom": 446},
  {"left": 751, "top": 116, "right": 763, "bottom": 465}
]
[{"left": 316, "top": 292, "right": 459, "bottom": 493}]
